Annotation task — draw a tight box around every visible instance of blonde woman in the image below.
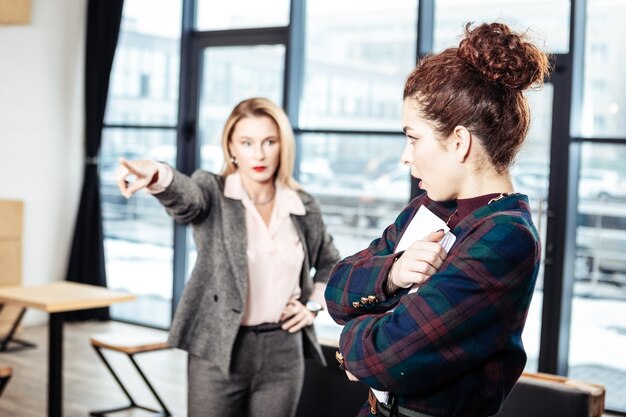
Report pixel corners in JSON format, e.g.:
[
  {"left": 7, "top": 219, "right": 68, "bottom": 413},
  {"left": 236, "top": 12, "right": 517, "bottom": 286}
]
[{"left": 117, "top": 97, "right": 340, "bottom": 417}]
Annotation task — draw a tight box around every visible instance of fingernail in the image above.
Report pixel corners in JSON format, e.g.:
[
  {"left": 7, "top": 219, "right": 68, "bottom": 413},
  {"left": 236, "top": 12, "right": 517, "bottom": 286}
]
[{"left": 437, "top": 228, "right": 444, "bottom": 233}]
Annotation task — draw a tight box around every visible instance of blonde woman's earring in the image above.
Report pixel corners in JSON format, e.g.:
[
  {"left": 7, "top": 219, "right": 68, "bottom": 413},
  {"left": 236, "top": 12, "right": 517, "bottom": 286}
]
[{"left": 231, "top": 156, "right": 237, "bottom": 165}]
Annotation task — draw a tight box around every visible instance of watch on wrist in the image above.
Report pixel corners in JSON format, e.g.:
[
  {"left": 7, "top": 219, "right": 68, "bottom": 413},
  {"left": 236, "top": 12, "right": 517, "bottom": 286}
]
[{"left": 306, "top": 300, "right": 324, "bottom": 316}]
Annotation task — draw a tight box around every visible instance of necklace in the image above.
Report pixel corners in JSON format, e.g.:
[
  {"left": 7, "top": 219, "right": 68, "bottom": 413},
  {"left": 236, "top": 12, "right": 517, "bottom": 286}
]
[
  {"left": 252, "top": 192, "right": 275, "bottom": 206},
  {"left": 446, "top": 192, "right": 515, "bottom": 226},
  {"left": 446, "top": 209, "right": 458, "bottom": 226},
  {"left": 488, "top": 192, "right": 516, "bottom": 204}
]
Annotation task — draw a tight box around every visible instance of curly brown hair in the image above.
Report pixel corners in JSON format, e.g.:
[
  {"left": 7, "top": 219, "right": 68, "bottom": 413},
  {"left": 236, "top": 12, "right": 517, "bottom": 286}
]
[{"left": 403, "top": 23, "right": 552, "bottom": 171}]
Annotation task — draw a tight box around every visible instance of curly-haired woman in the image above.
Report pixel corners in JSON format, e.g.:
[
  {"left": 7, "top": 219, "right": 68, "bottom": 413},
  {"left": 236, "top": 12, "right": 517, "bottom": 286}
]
[{"left": 325, "top": 23, "right": 551, "bottom": 417}]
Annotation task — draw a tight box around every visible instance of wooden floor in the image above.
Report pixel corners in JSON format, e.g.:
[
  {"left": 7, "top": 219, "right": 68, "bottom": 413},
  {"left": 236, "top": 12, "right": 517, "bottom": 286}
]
[{"left": 0, "top": 321, "right": 186, "bottom": 417}]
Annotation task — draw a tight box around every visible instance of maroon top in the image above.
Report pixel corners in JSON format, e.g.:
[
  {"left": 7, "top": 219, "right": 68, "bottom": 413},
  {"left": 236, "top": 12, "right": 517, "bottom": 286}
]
[{"left": 446, "top": 193, "right": 503, "bottom": 229}]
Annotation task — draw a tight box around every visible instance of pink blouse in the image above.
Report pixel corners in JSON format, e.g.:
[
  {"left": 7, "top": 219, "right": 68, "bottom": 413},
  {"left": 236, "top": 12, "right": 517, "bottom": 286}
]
[
  {"left": 224, "top": 173, "right": 305, "bottom": 325},
  {"left": 148, "top": 164, "right": 309, "bottom": 325}
]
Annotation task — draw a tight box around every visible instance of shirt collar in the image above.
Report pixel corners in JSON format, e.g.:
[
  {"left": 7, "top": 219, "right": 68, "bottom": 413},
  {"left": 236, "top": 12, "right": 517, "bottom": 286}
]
[{"left": 224, "top": 172, "right": 305, "bottom": 216}]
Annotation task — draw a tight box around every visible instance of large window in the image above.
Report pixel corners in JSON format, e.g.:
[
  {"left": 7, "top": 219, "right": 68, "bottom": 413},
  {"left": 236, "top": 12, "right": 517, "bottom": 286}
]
[
  {"left": 433, "top": 0, "right": 570, "bottom": 53},
  {"left": 298, "top": 0, "right": 418, "bottom": 337},
  {"left": 100, "top": 129, "right": 177, "bottom": 327},
  {"left": 97, "top": 1, "right": 626, "bottom": 412},
  {"left": 580, "top": 0, "right": 626, "bottom": 138},
  {"left": 570, "top": 143, "right": 626, "bottom": 411},
  {"left": 300, "top": 0, "right": 418, "bottom": 131},
  {"left": 299, "top": 133, "right": 409, "bottom": 244},
  {"left": 105, "top": 0, "right": 182, "bottom": 125},
  {"left": 100, "top": 0, "right": 182, "bottom": 328},
  {"left": 566, "top": 0, "right": 626, "bottom": 411},
  {"left": 298, "top": 0, "right": 417, "bottom": 253}
]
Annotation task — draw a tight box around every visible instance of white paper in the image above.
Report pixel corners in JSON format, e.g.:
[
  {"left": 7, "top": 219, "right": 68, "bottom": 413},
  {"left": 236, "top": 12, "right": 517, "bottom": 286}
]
[
  {"left": 371, "top": 205, "right": 456, "bottom": 404},
  {"left": 395, "top": 205, "right": 451, "bottom": 253}
]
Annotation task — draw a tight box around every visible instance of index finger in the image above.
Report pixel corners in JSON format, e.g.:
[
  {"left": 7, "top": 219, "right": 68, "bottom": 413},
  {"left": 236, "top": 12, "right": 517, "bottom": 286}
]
[
  {"left": 423, "top": 229, "right": 446, "bottom": 242},
  {"left": 119, "top": 157, "right": 138, "bottom": 175},
  {"left": 115, "top": 164, "right": 130, "bottom": 196}
]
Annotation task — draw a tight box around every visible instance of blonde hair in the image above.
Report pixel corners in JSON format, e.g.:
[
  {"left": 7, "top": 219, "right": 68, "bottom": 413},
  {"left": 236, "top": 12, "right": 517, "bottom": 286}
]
[{"left": 220, "top": 97, "right": 299, "bottom": 190}]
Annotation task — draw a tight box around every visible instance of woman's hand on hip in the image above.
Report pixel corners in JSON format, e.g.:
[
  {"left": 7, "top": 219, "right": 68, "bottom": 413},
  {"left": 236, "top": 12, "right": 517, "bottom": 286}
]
[
  {"left": 116, "top": 157, "right": 159, "bottom": 198},
  {"left": 280, "top": 298, "right": 314, "bottom": 333},
  {"left": 345, "top": 370, "right": 359, "bottom": 381},
  {"left": 391, "top": 230, "right": 448, "bottom": 289}
]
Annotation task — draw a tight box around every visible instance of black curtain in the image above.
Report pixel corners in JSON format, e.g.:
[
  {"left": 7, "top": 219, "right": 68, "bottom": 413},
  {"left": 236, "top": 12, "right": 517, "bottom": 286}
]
[{"left": 65, "top": 0, "right": 124, "bottom": 321}]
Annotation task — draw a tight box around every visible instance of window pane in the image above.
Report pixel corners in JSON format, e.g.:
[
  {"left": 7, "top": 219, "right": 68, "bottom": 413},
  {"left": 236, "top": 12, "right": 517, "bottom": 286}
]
[
  {"left": 105, "top": 0, "right": 182, "bottom": 126},
  {"left": 300, "top": 0, "right": 418, "bottom": 130},
  {"left": 299, "top": 134, "right": 409, "bottom": 241},
  {"left": 100, "top": 128, "right": 177, "bottom": 328},
  {"left": 186, "top": 45, "right": 286, "bottom": 279},
  {"left": 299, "top": 133, "right": 409, "bottom": 339},
  {"left": 580, "top": 0, "right": 626, "bottom": 138},
  {"left": 196, "top": 0, "right": 289, "bottom": 30},
  {"left": 434, "top": 0, "right": 570, "bottom": 53},
  {"left": 570, "top": 142, "right": 626, "bottom": 412},
  {"left": 197, "top": 45, "right": 285, "bottom": 173}
]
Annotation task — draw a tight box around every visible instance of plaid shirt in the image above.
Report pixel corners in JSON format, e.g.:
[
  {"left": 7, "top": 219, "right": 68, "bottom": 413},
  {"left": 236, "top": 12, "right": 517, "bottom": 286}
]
[{"left": 325, "top": 193, "right": 541, "bottom": 417}]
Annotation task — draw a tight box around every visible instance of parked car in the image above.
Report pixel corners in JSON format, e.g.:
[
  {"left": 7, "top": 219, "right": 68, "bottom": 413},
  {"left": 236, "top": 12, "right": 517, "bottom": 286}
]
[
  {"left": 299, "top": 158, "right": 334, "bottom": 186},
  {"left": 510, "top": 162, "right": 549, "bottom": 202},
  {"left": 579, "top": 169, "right": 626, "bottom": 202},
  {"left": 575, "top": 201, "right": 626, "bottom": 287},
  {"left": 360, "top": 168, "right": 412, "bottom": 226},
  {"left": 305, "top": 167, "right": 412, "bottom": 229}
]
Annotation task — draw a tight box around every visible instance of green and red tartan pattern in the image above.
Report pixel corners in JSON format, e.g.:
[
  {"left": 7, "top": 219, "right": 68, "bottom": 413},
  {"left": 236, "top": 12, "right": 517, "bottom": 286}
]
[{"left": 325, "top": 194, "right": 541, "bottom": 417}]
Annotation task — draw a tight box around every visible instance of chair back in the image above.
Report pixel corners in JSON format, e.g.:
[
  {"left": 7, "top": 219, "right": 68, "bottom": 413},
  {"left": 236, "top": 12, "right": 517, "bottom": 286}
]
[
  {"left": 495, "top": 372, "right": 605, "bottom": 417},
  {"left": 295, "top": 341, "right": 368, "bottom": 417}
]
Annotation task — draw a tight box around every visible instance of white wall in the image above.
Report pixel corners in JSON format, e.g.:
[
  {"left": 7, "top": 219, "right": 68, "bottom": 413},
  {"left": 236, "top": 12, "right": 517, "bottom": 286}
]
[{"left": 0, "top": 0, "right": 86, "bottom": 324}]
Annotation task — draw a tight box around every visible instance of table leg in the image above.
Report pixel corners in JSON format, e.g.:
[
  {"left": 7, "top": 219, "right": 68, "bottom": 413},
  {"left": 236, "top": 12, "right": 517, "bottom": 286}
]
[
  {"left": 49, "top": 312, "right": 64, "bottom": 417},
  {"left": 0, "top": 306, "right": 37, "bottom": 352}
]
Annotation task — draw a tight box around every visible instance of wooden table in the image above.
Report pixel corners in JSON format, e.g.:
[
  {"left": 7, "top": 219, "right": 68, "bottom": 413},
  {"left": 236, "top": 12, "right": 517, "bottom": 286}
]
[{"left": 0, "top": 281, "right": 135, "bottom": 417}]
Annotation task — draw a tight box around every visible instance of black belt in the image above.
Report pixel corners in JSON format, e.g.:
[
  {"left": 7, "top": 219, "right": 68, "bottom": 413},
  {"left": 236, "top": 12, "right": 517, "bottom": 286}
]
[
  {"left": 239, "top": 323, "right": 283, "bottom": 334},
  {"left": 369, "top": 390, "right": 433, "bottom": 417},
  {"left": 376, "top": 401, "right": 434, "bottom": 417},
  {"left": 376, "top": 397, "right": 492, "bottom": 417}
]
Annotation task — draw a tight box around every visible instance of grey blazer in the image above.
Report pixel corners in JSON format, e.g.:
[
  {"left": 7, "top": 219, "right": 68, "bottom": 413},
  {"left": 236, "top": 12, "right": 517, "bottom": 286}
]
[{"left": 154, "top": 169, "right": 340, "bottom": 375}]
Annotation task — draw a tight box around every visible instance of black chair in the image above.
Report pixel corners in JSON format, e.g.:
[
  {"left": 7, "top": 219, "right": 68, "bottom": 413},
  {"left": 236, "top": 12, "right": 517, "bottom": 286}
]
[
  {"left": 89, "top": 333, "right": 172, "bottom": 416},
  {"left": 495, "top": 372, "right": 605, "bottom": 417},
  {"left": 296, "top": 340, "right": 369, "bottom": 417}
]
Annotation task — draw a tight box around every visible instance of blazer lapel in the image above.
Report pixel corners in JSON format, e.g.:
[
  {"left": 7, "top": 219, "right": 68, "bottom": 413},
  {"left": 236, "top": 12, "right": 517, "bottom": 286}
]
[{"left": 221, "top": 197, "right": 249, "bottom": 298}]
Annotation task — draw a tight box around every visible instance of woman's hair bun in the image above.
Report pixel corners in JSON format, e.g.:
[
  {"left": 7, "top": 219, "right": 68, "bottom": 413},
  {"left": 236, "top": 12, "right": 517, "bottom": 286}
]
[{"left": 457, "top": 22, "right": 551, "bottom": 91}]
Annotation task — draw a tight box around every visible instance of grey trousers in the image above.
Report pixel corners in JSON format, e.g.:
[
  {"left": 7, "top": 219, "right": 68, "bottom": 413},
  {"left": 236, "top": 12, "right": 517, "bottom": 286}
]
[{"left": 188, "top": 326, "right": 305, "bottom": 417}]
